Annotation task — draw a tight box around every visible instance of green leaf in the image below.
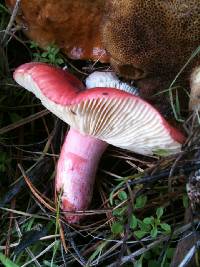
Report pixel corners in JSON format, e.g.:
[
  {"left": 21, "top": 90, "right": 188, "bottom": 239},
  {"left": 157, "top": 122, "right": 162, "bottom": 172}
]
[
  {"left": 43, "top": 261, "right": 59, "bottom": 267},
  {"left": 166, "top": 247, "right": 174, "bottom": 258},
  {"left": 0, "top": 252, "right": 20, "bottom": 267},
  {"left": 29, "top": 41, "right": 39, "bottom": 49},
  {"left": 148, "top": 260, "right": 160, "bottom": 267},
  {"left": 143, "top": 216, "right": 154, "bottom": 225},
  {"left": 135, "top": 195, "right": 147, "bottom": 209},
  {"left": 160, "top": 223, "right": 171, "bottom": 233},
  {"left": 41, "top": 52, "right": 48, "bottom": 57},
  {"left": 150, "top": 227, "right": 158, "bottom": 238},
  {"left": 56, "top": 58, "right": 64, "bottom": 64},
  {"left": 0, "top": 4, "right": 9, "bottom": 14},
  {"left": 175, "top": 88, "right": 181, "bottom": 118},
  {"left": 134, "top": 255, "right": 144, "bottom": 267},
  {"left": 154, "top": 218, "right": 160, "bottom": 226},
  {"left": 156, "top": 207, "right": 164, "bottom": 219},
  {"left": 114, "top": 199, "right": 120, "bottom": 205},
  {"left": 118, "top": 191, "right": 128, "bottom": 201},
  {"left": 88, "top": 240, "right": 108, "bottom": 263},
  {"left": 138, "top": 220, "right": 151, "bottom": 232},
  {"left": 109, "top": 181, "right": 125, "bottom": 205},
  {"left": 33, "top": 53, "right": 40, "bottom": 61},
  {"left": 40, "top": 58, "right": 49, "bottom": 63},
  {"left": 134, "top": 230, "right": 146, "bottom": 239},
  {"left": 30, "top": 43, "right": 63, "bottom": 66},
  {"left": 153, "top": 149, "right": 170, "bottom": 157},
  {"left": 134, "top": 260, "right": 142, "bottom": 267},
  {"left": 112, "top": 207, "right": 127, "bottom": 217},
  {"left": 54, "top": 47, "right": 59, "bottom": 54},
  {"left": 49, "top": 53, "right": 55, "bottom": 61},
  {"left": 182, "top": 194, "right": 189, "bottom": 208},
  {"left": 130, "top": 214, "right": 137, "bottom": 229},
  {"left": 111, "top": 222, "right": 124, "bottom": 234}
]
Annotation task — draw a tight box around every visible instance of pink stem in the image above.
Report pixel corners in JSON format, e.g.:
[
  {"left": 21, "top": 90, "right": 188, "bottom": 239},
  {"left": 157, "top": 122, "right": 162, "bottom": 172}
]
[{"left": 56, "top": 128, "right": 108, "bottom": 223}]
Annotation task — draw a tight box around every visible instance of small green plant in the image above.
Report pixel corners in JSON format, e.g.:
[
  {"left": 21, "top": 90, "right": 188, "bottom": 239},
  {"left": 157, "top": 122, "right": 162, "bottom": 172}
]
[
  {"left": 135, "top": 207, "right": 171, "bottom": 239},
  {"left": 134, "top": 246, "right": 175, "bottom": 267},
  {"left": 111, "top": 191, "right": 171, "bottom": 239},
  {"left": 30, "top": 42, "right": 64, "bottom": 66},
  {"left": 109, "top": 191, "right": 174, "bottom": 266}
]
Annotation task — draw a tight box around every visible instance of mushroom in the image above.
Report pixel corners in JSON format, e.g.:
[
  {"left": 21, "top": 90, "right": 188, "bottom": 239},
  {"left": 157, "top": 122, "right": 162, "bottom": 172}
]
[
  {"left": 102, "top": 0, "right": 200, "bottom": 96},
  {"left": 14, "top": 62, "right": 185, "bottom": 223},
  {"left": 85, "top": 71, "right": 139, "bottom": 95},
  {"left": 6, "top": 0, "right": 109, "bottom": 62}
]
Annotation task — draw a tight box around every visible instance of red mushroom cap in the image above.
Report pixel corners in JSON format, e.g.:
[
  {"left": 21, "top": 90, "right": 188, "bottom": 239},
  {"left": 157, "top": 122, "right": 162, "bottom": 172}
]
[{"left": 14, "top": 62, "right": 185, "bottom": 155}]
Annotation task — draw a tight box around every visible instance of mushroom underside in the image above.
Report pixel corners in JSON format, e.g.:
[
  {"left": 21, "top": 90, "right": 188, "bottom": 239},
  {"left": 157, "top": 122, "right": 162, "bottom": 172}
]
[{"left": 14, "top": 66, "right": 183, "bottom": 156}]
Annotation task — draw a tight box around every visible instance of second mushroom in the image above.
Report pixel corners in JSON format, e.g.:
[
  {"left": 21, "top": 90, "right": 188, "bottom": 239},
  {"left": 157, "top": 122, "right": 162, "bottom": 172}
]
[{"left": 14, "top": 63, "right": 185, "bottom": 223}]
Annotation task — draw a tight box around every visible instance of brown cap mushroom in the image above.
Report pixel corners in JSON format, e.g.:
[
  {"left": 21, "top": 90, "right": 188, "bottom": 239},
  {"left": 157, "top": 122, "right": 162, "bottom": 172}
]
[
  {"left": 14, "top": 62, "right": 185, "bottom": 223},
  {"left": 6, "top": 0, "right": 109, "bottom": 62},
  {"left": 102, "top": 0, "right": 200, "bottom": 96}
]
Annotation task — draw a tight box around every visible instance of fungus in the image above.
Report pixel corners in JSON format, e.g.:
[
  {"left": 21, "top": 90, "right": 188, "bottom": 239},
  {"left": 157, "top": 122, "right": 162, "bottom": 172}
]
[
  {"left": 85, "top": 71, "right": 139, "bottom": 95},
  {"left": 14, "top": 63, "right": 185, "bottom": 223},
  {"left": 7, "top": 0, "right": 200, "bottom": 98},
  {"left": 102, "top": 1, "right": 200, "bottom": 91},
  {"left": 6, "top": 0, "right": 109, "bottom": 62}
]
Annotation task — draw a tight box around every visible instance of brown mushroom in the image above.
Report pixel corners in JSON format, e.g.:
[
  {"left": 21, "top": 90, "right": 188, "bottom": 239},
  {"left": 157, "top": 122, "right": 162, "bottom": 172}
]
[
  {"left": 6, "top": 0, "right": 109, "bottom": 62},
  {"left": 102, "top": 0, "right": 200, "bottom": 96}
]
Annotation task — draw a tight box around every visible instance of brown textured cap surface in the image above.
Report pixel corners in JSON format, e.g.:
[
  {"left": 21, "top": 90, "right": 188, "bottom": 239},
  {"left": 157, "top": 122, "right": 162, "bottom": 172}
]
[
  {"left": 102, "top": 0, "right": 200, "bottom": 80},
  {"left": 6, "top": 0, "right": 109, "bottom": 62}
]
